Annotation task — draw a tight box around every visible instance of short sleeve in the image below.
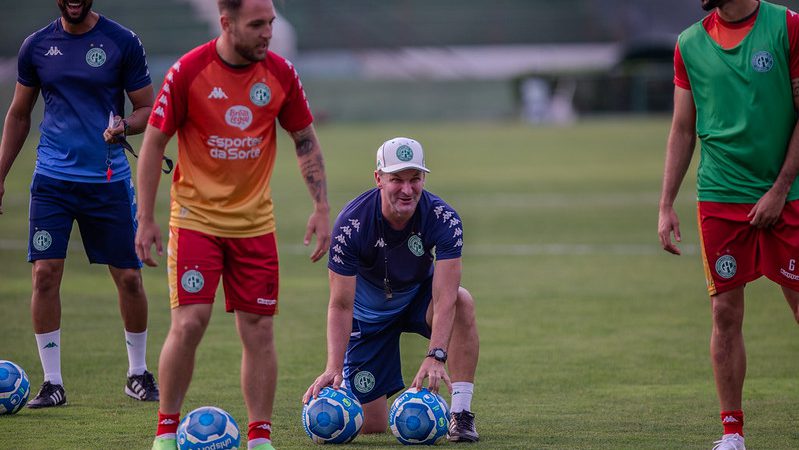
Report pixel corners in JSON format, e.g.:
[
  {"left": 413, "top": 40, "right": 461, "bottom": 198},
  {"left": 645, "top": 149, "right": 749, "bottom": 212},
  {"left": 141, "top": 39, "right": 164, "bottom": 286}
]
[
  {"left": 787, "top": 9, "right": 799, "bottom": 79},
  {"left": 673, "top": 42, "right": 691, "bottom": 90},
  {"left": 148, "top": 60, "right": 187, "bottom": 136},
  {"left": 428, "top": 202, "right": 463, "bottom": 261},
  {"left": 277, "top": 58, "right": 313, "bottom": 132},
  {"left": 17, "top": 34, "right": 40, "bottom": 87},
  {"left": 328, "top": 213, "right": 363, "bottom": 277},
  {"left": 122, "top": 32, "right": 151, "bottom": 92}
]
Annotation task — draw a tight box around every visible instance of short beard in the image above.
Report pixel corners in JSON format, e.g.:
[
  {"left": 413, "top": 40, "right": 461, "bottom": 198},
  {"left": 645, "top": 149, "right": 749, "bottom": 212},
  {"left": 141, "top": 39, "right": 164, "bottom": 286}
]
[
  {"left": 233, "top": 42, "right": 267, "bottom": 63},
  {"left": 58, "top": 1, "right": 93, "bottom": 24},
  {"left": 701, "top": 0, "right": 730, "bottom": 12}
]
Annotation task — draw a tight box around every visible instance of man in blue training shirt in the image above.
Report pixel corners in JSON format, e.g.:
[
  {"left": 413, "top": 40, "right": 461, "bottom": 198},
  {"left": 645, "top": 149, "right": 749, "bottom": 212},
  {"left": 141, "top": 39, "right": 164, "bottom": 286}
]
[
  {"left": 0, "top": 0, "right": 158, "bottom": 407},
  {"left": 303, "top": 137, "right": 480, "bottom": 442}
]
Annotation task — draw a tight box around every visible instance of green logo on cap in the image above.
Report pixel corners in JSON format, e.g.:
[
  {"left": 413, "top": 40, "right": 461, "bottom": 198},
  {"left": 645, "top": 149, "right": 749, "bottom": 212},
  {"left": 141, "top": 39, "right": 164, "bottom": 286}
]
[{"left": 396, "top": 145, "right": 413, "bottom": 162}]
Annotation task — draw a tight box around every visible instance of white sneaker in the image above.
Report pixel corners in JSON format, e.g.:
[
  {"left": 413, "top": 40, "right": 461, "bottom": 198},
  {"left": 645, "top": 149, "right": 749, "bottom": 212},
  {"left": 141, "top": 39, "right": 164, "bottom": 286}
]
[{"left": 712, "top": 433, "right": 745, "bottom": 450}]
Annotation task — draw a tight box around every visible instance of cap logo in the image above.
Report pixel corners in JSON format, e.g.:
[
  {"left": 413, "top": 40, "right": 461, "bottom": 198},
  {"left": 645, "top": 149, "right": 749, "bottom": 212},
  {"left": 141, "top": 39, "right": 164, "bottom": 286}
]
[{"left": 396, "top": 145, "right": 414, "bottom": 162}]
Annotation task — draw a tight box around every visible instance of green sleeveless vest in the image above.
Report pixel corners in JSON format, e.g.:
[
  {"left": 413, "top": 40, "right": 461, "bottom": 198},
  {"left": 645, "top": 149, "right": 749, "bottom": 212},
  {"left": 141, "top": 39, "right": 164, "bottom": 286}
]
[{"left": 678, "top": 1, "right": 798, "bottom": 202}]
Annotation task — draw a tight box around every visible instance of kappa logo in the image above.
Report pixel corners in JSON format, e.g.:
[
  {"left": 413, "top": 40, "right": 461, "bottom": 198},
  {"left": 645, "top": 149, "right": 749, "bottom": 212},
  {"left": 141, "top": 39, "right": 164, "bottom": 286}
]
[
  {"left": 225, "top": 105, "right": 253, "bottom": 130},
  {"left": 257, "top": 298, "right": 276, "bottom": 306},
  {"left": 45, "top": 46, "right": 63, "bottom": 56},
  {"left": 208, "top": 87, "right": 228, "bottom": 99},
  {"left": 42, "top": 342, "right": 58, "bottom": 349},
  {"left": 722, "top": 416, "right": 739, "bottom": 424},
  {"left": 159, "top": 419, "right": 176, "bottom": 425},
  {"left": 153, "top": 106, "right": 165, "bottom": 118}
]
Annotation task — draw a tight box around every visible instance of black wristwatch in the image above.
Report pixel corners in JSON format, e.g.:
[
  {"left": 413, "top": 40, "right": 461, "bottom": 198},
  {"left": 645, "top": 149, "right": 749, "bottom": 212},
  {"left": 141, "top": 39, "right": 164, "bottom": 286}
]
[
  {"left": 121, "top": 118, "right": 130, "bottom": 137},
  {"left": 426, "top": 347, "right": 447, "bottom": 363}
]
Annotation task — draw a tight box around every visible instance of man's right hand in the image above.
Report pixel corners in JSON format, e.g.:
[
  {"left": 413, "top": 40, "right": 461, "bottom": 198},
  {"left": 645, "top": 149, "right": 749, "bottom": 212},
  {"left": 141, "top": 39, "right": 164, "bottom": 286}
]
[
  {"left": 135, "top": 219, "right": 163, "bottom": 267},
  {"left": 302, "top": 369, "right": 343, "bottom": 405},
  {"left": 658, "top": 205, "right": 682, "bottom": 255}
]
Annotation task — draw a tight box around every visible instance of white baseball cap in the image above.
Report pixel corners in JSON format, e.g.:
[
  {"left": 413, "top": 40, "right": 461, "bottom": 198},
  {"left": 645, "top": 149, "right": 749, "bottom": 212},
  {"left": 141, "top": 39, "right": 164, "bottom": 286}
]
[{"left": 375, "top": 137, "right": 430, "bottom": 174}]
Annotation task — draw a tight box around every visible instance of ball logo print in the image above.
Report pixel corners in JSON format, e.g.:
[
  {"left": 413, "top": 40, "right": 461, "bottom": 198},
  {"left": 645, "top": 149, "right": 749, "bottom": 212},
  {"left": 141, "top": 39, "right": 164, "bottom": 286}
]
[
  {"left": 85, "top": 47, "right": 107, "bottom": 67},
  {"left": 751, "top": 50, "right": 774, "bottom": 73},
  {"left": 249, "top": 82, "right": 271, "bottom": 107},
  {"left": 353, "top": 370, "right": 375, "bottom": 393},
  {"left": 176, "top": 406, "right": 240, "bottom": 450},
  {"left": 396, "top": 144, "right": 414, "bottom": 162},
  {"left": 715, "top": 255, "right": 737, "bottom": 279},
  {"left": 408, "top": 235, "right": 425, "bottom": 257},
  {"left": 32, "top": 230, "right": 52, "bottom": 252},
  {"left": 302, "top": 387, "right": 364, "bottom": 443},
  {"left": 0, "top": 360, "right": 30, "bottom": 415},
  {"left": 181, "top": 269, "right": 205, "bottom": 294},
  {"left": 225, "top": 105, "right": 253, "bottom": 130},
  {"left": 389, "top": 387, "right": 450, "bottom": 445}
]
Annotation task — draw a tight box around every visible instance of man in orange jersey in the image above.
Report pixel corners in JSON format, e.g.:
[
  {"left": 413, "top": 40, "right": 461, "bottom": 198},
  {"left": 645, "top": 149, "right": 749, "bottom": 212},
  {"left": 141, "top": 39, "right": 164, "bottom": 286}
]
[{"left": 135, "top": 1, "right": 330, "bottom": 449}]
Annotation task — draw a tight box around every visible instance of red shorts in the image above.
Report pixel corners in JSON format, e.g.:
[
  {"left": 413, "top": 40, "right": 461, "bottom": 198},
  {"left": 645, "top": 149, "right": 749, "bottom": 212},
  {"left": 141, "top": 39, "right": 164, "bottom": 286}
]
[
  {"left": 698, "top": 200, "right": 799, "bottom": 296},
  {"left": 167, "top": 226, "right": 279, "bottom": 315}
]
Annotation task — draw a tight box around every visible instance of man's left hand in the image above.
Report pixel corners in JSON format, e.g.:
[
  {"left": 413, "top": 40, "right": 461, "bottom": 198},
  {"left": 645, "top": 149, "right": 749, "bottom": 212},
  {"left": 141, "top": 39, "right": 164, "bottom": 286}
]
[
  {"left": 305, "top": 208, "right": 330, "bottom": 262},
  {"left": 411, "top": 357, "right": 451, "bottom": 394},
  {"left": 748, "top": 188, "right": 787, "bottom": 228}
]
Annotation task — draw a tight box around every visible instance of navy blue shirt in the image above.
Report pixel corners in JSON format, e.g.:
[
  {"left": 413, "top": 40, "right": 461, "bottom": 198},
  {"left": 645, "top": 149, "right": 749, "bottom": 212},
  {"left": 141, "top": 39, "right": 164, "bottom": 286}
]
[
  {"left": 328, "top": 189, "right": 464, "bottom": 322},
  {"left": 17, "top": 16, "right": 151, "bottom": 182}
]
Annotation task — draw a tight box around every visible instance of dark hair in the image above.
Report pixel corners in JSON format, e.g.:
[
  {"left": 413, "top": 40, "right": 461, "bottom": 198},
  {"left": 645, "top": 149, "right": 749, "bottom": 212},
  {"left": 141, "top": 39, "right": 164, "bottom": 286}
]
[{"left": 217, "top": 0, "right": 244, "bottom": 15}]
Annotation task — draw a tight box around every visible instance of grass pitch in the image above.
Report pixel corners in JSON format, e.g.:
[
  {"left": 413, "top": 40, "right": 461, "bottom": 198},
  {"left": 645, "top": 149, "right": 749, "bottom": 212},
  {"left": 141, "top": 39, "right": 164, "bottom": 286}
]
[{"left": 1, "top": 118, "right": 799, "bottom": 449}]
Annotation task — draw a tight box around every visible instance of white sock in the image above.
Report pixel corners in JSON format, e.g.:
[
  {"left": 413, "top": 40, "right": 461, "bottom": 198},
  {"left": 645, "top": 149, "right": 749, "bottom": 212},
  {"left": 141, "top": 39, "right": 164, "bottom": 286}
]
[
  {"left": 248, "top": 438, "right": 271, "bottom": 449},
  {"left": 125, "top": 330, "right": 148, "bottom": 376},
  {"left": 450, "top": 381, "right": 474, "bottom": 413},
  {"left": 35, "top": 329, "right": 63, "bottom": 386}
]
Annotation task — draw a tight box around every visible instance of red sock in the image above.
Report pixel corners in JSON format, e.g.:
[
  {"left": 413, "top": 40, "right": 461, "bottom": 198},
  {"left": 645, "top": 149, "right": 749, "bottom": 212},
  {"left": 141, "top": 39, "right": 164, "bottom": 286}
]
[
  {"left": 156, "top": 411, "right": 180, "bottom": 438},
  {"left": 721, "top": 410, "right": 744, "bottom": 436},
  {"left": 248, "top": 421, "right": 272, "bottom": 443}
]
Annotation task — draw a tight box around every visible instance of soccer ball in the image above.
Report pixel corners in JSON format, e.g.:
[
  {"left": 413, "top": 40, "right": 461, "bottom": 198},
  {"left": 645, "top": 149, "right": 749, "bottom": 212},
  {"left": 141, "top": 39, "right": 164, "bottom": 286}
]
[
  {"left": 389, "top": 388, "right": 450, "bottom": 445},
  {"left": 302, "top": 386, "right": 364, "bottom": 444},
  {"left": 177, "top": 406, "right": 240, "bottom": 450},
  {"left": 0, "top": 360, "right": 30, "bottom": 415}
]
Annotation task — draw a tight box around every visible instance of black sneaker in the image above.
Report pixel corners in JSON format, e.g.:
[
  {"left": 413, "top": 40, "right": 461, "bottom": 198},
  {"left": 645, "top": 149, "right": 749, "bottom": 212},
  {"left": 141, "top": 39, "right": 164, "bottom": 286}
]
[
  {"left": 27, "top": 381, "right": 67, "bottom": 408},
  {"left": 447, "top": 410, "right": 479, "bottom": 442},
  {"left": 125, "top": 370, "right": 160, "bottom": 401}
]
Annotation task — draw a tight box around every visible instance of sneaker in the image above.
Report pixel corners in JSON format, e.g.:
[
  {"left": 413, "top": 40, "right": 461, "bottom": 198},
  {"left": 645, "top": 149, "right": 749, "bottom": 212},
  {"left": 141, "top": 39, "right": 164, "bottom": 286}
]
[
  {"left": 125, "top": 370, "right": 160, "bottom": 401},
  {"left": 151, "top": 437, "right": 177, "bottom": 450},
  {"left": 27, "top": 381, "right": 67, "bottom": 408},
  {"left": 447, "top": 410, "right": 479, "bottom": 442},
  {"left": 712, "top": 433, "right": 745, "bottom": 450}
]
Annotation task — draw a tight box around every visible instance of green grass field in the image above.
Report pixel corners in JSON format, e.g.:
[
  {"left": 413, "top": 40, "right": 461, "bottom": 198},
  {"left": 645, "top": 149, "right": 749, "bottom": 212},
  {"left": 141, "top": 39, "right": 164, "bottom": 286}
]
[{"left": 2, "top": 118, "right": 799, "bottom": 449}]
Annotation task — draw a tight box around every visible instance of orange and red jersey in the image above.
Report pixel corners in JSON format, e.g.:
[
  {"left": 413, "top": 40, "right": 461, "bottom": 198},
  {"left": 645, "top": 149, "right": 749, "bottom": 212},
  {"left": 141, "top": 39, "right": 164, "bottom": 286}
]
[
  {"left": 149, "top": 39, "right": 313, "bottom": 237},
  {"left": 674, "top": 7, "right": 799, "bottom": 89}
]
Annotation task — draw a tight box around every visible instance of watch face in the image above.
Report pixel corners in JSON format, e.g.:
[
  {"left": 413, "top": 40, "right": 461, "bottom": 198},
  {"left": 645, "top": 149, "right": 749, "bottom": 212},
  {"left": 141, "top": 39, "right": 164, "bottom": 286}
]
[{"left": 434, "top": 349, "right": 445, "bottom": 358}]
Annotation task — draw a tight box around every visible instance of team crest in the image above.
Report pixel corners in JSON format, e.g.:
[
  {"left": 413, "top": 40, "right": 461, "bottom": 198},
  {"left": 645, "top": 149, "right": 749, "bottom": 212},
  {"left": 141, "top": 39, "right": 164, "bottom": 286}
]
[
  {"left": 408, "top": 234, "right": 425, "bottom": 257},
  {"left": 715, "top": 255, "right": 737, "bottom": 279},
  {"left": 181, "top": 269, "right": 205, "bottom": 293},
  {"left": 751, "top": 50, "right": 774, "bottom": 73},
  {"left": 32, "top": 230, "right": 52, "bottom": 252},
  {"left": 353, "top": 371, "right": 375, "bottom": 394},
  {"left": 85, "top": 47, "right": 107, "bottom": 67},
  {"left": 396, "top": 145, "right": 414, "bottom": 162},
  {"left": 250, "top": 82, "right": 271, "bottom": 106}
]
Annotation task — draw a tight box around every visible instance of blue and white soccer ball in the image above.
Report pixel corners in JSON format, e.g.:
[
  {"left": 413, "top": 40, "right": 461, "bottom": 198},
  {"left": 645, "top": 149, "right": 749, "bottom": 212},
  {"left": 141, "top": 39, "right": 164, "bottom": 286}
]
[
  {"left": 177, "top": 406, "right": 240, "bottom": 450},
  {"left": 389, "top": 388, "right": 450, "bottom": 445},
  {"left": 0, "top": 360, "right": 30, "bottom": 415},
  {"left": 302, "top": 386, "right": 364, "bottom": 444}
]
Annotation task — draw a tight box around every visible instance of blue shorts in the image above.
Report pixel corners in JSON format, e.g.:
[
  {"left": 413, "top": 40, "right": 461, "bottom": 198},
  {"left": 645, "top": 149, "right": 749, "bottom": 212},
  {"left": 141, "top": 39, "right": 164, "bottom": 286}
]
[
  {"left": 343, "top": 279, "right": 432, "bottom": 404},
  {"left": 28, "top": 173, "right": 141, "bottom": 269}
]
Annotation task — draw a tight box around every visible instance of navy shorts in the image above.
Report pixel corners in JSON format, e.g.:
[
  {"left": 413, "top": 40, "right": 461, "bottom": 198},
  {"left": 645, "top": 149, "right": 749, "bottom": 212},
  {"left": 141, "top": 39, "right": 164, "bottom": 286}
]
[
  {"left": 28, "top": 174, "right": 141, "bottom": 269},
  {"left": 343, "top": 279, "right": 433, "bottom": 404}
]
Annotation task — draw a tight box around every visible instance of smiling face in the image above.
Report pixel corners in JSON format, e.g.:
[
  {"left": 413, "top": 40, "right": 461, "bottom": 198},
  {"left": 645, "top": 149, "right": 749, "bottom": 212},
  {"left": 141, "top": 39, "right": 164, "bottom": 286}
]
[
  {"left": 222, "top": 0, "right": 275, "bottom": 63},
  {"left": 57, "top": 0, "right": 93, "bottom": 24},
  {"left": 376, "top": 169, "right": 425, "bottom": 229}
]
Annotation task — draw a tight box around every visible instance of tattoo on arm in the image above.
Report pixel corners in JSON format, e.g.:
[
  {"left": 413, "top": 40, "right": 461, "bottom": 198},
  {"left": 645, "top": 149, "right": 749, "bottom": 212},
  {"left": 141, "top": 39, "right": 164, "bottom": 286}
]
[{"left": 299, "top": 154, "right": 327, "bottom": 204}]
